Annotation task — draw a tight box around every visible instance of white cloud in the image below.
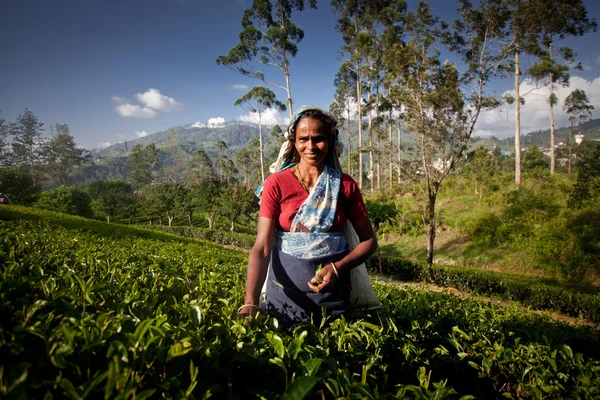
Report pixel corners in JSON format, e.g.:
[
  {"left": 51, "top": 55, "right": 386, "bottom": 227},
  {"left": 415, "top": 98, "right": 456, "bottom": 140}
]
[
  {"left": 115, "top": 103, "right": 157, "bottom": 118},
  {"left": 101, "top": 142, "right": 111, "bottom": 149},
  {"left": 135, "top": 130, "right": 148, "bottom": 138},
  {"left": 474, "top": 76, "right": 600, "bottom": 138},
  {"left": 111, "top": 96, "right": 126, "bottom": 103},
  {"left": 237, "top": 108, "right": 289, "bottom": 126},
  {"left": 232, "top": 84, "right": 249, "bottom": 90},
  {"left": 207, "top": 117, "right": 225, "bottom": 127},
  {"left": 135, "top": 88, "right": 182, "bottom": 111},
  {"left": 190, "top": 118, "right": 226, "bottom": 128}
]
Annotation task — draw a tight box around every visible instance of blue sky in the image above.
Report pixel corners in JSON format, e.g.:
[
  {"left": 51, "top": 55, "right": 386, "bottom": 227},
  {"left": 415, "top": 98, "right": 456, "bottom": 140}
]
[{"left": 1, "top": 0, "right": 600, "bottom": 150}]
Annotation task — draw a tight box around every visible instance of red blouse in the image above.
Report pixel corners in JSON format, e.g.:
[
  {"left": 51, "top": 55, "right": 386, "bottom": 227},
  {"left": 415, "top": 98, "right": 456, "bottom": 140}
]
[{"left": 259, "top": 168, "right": 369, "bottom": 232}]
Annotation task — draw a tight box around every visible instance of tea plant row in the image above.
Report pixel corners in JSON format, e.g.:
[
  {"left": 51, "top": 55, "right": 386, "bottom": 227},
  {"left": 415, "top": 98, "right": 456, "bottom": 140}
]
[{"left": 0, "top": 211, "right": 599, "bottom": 398}]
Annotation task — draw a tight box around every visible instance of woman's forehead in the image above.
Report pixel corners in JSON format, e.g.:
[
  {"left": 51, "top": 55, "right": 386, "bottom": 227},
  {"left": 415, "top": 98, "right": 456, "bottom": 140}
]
[{"left": 295, "top": 118, "right": 325, "bottom": 134}]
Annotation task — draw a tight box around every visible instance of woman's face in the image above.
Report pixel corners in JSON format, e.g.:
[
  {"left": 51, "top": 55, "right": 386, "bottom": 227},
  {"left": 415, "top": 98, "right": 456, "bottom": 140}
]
[{"left": 294, "top": 117, "right": 329, "bottom": 168}]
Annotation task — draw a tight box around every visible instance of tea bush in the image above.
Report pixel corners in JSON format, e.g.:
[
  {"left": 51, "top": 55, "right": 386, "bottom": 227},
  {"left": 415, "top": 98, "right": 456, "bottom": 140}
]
[{"left": 1, "top": 213, "right": 600, "bottom": 398}]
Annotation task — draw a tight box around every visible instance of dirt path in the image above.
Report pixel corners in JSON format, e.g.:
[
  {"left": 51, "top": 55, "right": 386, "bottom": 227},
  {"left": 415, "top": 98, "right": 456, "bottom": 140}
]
[{"left": 370, "top": 273, "right": 600, "bottom": 330}]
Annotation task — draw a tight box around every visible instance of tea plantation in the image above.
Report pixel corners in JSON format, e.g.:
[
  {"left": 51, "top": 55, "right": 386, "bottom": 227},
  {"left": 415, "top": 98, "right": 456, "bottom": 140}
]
[{"left": 1, "top": 207, "right": 599, "bottom": 398}]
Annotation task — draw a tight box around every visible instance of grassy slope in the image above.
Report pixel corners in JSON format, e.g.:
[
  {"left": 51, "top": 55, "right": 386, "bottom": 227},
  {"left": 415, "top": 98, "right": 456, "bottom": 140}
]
[{"left": 376, "top": 172, "right": 600, "bottom": 285}]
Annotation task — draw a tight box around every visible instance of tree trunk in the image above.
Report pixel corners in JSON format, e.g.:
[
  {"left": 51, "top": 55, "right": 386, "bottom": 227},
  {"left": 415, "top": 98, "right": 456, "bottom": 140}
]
[
  {"left": 377, "top": 135, "right": 381, "bottom": 191},
  {"left": 549, "top": 46, "right": 555, "bottom": 175},
  {"left": 284, "top": 71, "right": 293, "bottom": 119},
  {"left": 568, "top": 125, "right": 573, "bottom": 173},
  {"left": 230, "top": 219, "right": 235, "bottom": 232},
  {"left": 207, "top": 212, "right": 214, "bottom": 229},
  {"left": 389, "top": 112, "right": 393, "bottom": 188},
  {"left": 347, "top": 98, "right": 352, "bottom": 174},
  {"left": 259, "top": 118, "right": 265, "bottom": 182},
  {"left": 188, "top": 212, "right": 193, "bottom": 227},
  {"left": 515, "top": 47, "right": 522, "bottom": 186},
  {"left": 106, "top": 216, "right": 111, "bottom": 223},
  {"left": 367, "top": 84, "right": 374, "bottom": 193},
  {"left": 168, "top": 215, "right": 174, "bottom": 227},
  {"left": 354, "top": 16, "right": 363, "bottom": 190},
  {"left": 426, "top": 190, "right": 437, "bottom": 267},
  {"left": 397, "top": 124, "right": 402, "bottom": 185}
]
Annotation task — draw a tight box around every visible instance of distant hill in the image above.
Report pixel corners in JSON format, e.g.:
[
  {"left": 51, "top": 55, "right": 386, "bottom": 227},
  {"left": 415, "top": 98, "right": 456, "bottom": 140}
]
[
  {"left": 70, "top": 117, "right": 600, "bottom": 186},
  {"left": 73, "top": 121, "right": 270, "bottom": 185},
  {"left": 471, "top": 118, "right": 600, "bottom": 151}
]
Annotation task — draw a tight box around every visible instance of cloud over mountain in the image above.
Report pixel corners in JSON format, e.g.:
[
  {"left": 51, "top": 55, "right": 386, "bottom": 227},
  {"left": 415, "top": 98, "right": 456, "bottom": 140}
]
[
  {"left": 237, "top": 108, "right": 289, "bottom": 127},
  {"left": 113, "top": 88, "right": 182, "bottom": 118},
  {"left": 475, "top": 76, "right": 600, "bottom": 138}
]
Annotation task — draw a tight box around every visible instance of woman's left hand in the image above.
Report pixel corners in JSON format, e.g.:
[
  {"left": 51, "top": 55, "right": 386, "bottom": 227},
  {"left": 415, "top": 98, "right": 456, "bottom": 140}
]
[{"left": 308, "top": 264, "right": 338, "bottom": 293}]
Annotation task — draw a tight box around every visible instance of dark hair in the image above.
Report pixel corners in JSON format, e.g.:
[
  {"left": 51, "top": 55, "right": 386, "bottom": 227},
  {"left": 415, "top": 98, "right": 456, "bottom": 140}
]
[{"left": 283, "top": 109, "right": 339, "bottom": 167}]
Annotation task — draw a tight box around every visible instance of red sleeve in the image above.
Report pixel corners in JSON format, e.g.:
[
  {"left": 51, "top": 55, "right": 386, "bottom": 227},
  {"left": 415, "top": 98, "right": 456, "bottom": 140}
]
[
  {"left": 259, "top": 174, "right": 281, "bottom": 220},
  {"left": 343, "top": 174, "right": 369, "bottom": 224}
]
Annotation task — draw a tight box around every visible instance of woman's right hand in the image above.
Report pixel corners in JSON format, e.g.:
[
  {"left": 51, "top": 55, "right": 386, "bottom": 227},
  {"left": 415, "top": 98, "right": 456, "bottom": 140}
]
[{"left": 237, "top": 304, "right": 259, "bottom": 319}]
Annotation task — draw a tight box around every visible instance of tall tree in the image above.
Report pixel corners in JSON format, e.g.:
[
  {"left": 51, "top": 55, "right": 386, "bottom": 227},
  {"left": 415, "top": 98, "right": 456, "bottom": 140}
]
[
  {"left": 385, "top": 0, "right": 513, "bottom": 266},
  {"left": 527, "top": 0, "right": 596, "bottom": 175},
  {"left": 563, "top": 88, "right": 594, "bottom": 173},
  {"left": 86, "top": 179, "right": 136, "bottom": 223},
  {"left": 216, "top": 0, "right": 316, "bottom": 118},
  {"left": 162, "top": 129, "right": 187, "bottom": 184},
  {"left": 237, "top": 138, "right": 262, "bottom": 188},
  {"left": 44, "top": 123, "right": 89, "bottom": 185},
  {"left": 10, "top": 109, "right": 45, "bottom": 185},
  {"left": 188, "top": 147, "right": 215, "bottom": 184},
  {"left": 235, "top": 86, "right": 286, "bottom": 182},
  {"left": 330, "top": 61, "right": 357, "bottom": 174},
  {"left": 332, "top": 0, "right": 406, "bottom": 189},
  {"left": 127, "top": 143, "right": 159, "bottom": 188}
]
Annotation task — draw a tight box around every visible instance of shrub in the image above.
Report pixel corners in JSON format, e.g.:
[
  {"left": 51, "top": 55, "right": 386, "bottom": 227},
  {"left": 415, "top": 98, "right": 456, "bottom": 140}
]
[
  {"left": 0, "top": 167, "right": 40, "bottom": 204},
  {"left": 36, "top": 185, "right": 93, "bottom": 218}
]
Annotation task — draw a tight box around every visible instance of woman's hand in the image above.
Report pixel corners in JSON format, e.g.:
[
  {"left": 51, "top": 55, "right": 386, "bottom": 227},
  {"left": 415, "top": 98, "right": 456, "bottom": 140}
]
[
  {"left": 237, "top": 304, "right": 259, "bottom": 319},
  {"left": 308, "top": 263, "right": 339, "bottom": 293}
]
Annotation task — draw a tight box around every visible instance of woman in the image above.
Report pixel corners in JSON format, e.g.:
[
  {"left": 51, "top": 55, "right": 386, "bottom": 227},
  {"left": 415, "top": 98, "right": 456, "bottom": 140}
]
[{"left": 238, "top": 106, "right": 377, "bottom": 329}]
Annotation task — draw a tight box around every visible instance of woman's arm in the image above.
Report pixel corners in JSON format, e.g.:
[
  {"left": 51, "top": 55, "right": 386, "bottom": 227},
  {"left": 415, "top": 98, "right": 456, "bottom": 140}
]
[
  {"left": 238, "top": 216, "right": 277, "bottom": 317},
  {"left": 308, "top": 216, "right": 377, "bottom": 293}
]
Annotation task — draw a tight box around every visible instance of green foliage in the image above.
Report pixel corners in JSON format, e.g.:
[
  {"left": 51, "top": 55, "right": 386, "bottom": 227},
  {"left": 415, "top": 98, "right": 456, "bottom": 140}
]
[
  {"left": 36, "top": 185, "right": 93, "bottom": 218},
  {"left": 44, "top": 123, "right": 89, "bottom": 185},
  {"left": 127, "top": 143, "right": 159, "bottom": 188},
  {"left": 86, "top": 179, "right": 136, "bottom": 222},
  {"left": 569, "top": 143, "right": 600, "bottom": 208},
  {"left": 364, "top": 198, "right": 398, "bottom": 232},
  {"left": 373, "top": 255, "right": 600, "bottom": 323},
  {"left": 1, "top": 206, "right": 600, "bottom": 398},
  {"left": 522, "top": 144, "right": 549, "bottom": 173},
  {"left": 0, "top": 167, "right": 40, "bottom": 205}
]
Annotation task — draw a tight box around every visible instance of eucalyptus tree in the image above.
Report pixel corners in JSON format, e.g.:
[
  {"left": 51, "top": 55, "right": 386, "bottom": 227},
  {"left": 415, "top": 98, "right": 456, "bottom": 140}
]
[
  {"left": 235, "top": 86, "right": 286, "bottom": 182},
  {"left": 188, "top": 148, "right": 215, "bottom": 184},
  {"left": 10, "top": 109, "right": 45, "bottom": 185},
  {"left": 330, "top": 61, "right": 357, "bottom": 174},
  {"left": 127, "top": 143, "right": 159, "bottom": 189},
  {"left": 236, "top": 138, "right": 262, "bottom": 189},
  {"left": 216, "top": 0, "right": 316, "bottom": 118},
  {"left": 527, "top": 0, "right": 596, "bottom": 175},
  {"left": 332, "top": 0, "right": 406, "bottom": 190},
  {"left": 162, "top": 129, "right": 187, "bottom": 184},
  {"left": 44, "top": 123, "right": 89, "bottom": 185},
  {"left": 385, "top": 0, "right": 513, "bottom": 266},
  {"left": 563, "top": 88, "right": 594, "bottom": 173}
]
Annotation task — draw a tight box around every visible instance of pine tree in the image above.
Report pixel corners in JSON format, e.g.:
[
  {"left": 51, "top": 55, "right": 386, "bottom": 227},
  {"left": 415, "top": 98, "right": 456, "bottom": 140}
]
[
  {"left": 10, "top": 109, "right": 45, "bottom": 185},
  {"left": 44, "top": 123, "right": 89, "bottom": 185}
]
